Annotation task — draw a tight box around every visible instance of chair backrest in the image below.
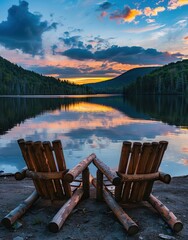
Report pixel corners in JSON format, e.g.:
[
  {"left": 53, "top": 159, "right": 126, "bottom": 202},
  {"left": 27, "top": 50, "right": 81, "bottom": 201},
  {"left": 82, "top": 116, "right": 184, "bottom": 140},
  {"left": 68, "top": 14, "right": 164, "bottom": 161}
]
[
  {"left": 115, "top": 141, "right": 168, "bottom": 203},
  {"left": 18, "top": 139, "right": 72, "bottom": 200}
]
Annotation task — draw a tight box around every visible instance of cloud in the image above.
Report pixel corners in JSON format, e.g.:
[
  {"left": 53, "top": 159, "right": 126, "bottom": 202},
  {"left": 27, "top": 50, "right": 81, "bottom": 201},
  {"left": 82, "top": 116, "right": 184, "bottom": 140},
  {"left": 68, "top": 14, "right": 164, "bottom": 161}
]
[
  {"left": 175, "top": 20, "right": 187, "bottom": 28},
  {"left": 0, "top": 1, "right": 57, "bottom": 55},
  {"left": 168, "top": 0, "right": 188, "bottom": 10},
  {"left": 61, "top": 45, "right": 183, "bottom": 65},
  {"left": 29, "top": 64, "right": 120, "bottom": 78},
  {"left": 100, "top": 11, "right": 108, "bottom": 18},
  {"left": 156, "top": 0, "right": 165, "bottom": 5},
  {"left": 144, "top": 6, "right": 165, "bottom": 16},
  {"left": 124, "top": 24, "right": 165, "bottom": 33},
  {"left": 110, "top": 6, "right": 142, "bottom": 23},
  {"left": 62, "top": 48, "right": 94, "bottom": 60},
  {"left": 96, "top": 2, "right": 113, "bottom": 11},
  {"left": 184, "top": 36, "right": 188, "bottom": 44},
  {"left": 59, "top": 35, "right": 85, "bottom": 48},
  {"left": 146, "top": 19, "right": 156, "bottom": 23}
]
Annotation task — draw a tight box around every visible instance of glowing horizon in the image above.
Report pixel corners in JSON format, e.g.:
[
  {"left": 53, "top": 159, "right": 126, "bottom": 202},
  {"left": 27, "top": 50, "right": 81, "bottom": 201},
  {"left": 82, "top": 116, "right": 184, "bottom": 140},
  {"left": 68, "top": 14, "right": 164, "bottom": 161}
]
[{"left": 61, "top": 76, "right": 113, "bottom": 85}]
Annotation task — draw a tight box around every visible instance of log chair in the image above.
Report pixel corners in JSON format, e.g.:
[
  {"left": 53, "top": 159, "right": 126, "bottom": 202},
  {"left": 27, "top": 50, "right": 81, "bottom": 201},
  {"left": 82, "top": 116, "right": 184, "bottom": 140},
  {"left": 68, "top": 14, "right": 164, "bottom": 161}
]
[
  {"left": 1, "top": 139, "right": 96, "bottom": 233},
  {"left": 92, "top": 141, "right": 183, "bottom": 235}
]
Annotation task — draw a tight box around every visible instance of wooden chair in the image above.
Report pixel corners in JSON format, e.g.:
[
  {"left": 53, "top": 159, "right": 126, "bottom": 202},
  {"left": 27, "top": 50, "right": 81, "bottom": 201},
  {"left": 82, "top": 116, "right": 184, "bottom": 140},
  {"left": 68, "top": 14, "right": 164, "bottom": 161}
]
[
  {"left": 92, "top": 141, "right": 183, "bottom": 235},
  {"left": 2, "top": 139, "right": 96, "bottom": 233}
]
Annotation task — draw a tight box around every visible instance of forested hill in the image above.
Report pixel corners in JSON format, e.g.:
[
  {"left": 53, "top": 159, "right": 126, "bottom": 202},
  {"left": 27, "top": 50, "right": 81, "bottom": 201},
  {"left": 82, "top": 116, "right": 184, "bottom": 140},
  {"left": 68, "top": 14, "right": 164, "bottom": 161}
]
[
  {"left": 124, "top": 60, "right": 188, "bottom": 95},
  {"left": 0, "top": 56, "right": 90, "bottom": 95},
  {"left": 84, "top": 67, "right": 158, "bottom": 93}
]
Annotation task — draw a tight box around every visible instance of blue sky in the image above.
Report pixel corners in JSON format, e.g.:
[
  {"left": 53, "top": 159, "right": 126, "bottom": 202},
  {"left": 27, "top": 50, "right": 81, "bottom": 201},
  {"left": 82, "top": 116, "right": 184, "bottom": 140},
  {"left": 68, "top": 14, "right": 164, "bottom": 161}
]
[{"left": 0, "top": 0, "right": 187, "bottom": 84}]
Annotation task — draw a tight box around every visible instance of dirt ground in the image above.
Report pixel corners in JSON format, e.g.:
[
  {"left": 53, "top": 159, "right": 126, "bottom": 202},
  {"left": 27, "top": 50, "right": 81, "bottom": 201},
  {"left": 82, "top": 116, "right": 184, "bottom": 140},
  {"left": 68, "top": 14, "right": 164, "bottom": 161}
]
[{"left": 0, "top": 175, "right": 187, "bottom": 240}]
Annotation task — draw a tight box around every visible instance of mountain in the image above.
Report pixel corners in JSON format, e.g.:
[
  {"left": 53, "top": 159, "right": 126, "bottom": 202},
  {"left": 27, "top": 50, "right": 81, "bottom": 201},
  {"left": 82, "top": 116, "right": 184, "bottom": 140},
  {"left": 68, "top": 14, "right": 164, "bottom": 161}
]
[
  {"left": 0, "top": 56, "right": 91, "bottom": 95},
  {"left": 85, "top": 67, "right": 158, "bottom": 93},
  {"left": 124, "top": 59, "right": 188, "bottom": 95}
]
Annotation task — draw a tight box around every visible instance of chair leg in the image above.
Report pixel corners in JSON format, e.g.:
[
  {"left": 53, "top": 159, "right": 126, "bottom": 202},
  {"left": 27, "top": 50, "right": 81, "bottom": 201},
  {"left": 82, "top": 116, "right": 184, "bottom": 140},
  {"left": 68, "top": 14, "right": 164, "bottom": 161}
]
[
  {"left": 48, "top": 188, "right": 84, "bottom": 233},
  {"left": 82, "top": 167, "right": 90, "bottom": 199},
  {"left": 92, "top": 178, "right": 139, "bottom": 235},
  {"left": 96, "top": 169, "right": 103, "bottom": 201},
  {"left": 2, "top": 190, "right": 39, "bottom": 228},
  {"left": 148, "top": 194, "right": 183, "bottom": 232}
]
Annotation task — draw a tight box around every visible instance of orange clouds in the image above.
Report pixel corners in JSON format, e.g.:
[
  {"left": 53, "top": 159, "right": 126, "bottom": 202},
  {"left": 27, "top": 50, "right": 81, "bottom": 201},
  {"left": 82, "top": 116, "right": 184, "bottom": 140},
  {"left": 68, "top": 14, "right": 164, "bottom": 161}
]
[
  {"left": 110, "top": 6, "right": 142, "bottom": 23},
  {"left": 184, "top": 36, "right": 188, "bottom": 44},
  {"left": 168, "top": 0, "right": 188, "bottom": 9},
  {"left": 144, "top": 6, "right": 165, "bottom": 16},
  {"left": 182, "top": 147, "right": 188, "bottom": 153},
  {"left": 123, "top": 8, "right": 142, "bottom": 22}
]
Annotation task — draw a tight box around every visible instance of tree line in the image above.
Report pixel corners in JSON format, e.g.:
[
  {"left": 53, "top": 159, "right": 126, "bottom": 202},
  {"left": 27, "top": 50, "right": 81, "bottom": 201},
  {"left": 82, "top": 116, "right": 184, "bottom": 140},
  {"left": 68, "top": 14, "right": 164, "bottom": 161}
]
[
  {"left": 0, "top": 56, "right": 91, "bottom": 95},
  {"left": 124, "top": 60, "right": 188, "bottom": 95}
]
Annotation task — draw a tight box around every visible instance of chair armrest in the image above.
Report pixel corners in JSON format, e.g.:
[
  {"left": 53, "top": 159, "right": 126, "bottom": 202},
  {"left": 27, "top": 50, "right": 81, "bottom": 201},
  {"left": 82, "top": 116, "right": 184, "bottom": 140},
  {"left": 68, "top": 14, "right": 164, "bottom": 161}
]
[
  {"left": 93, "top": 158, "right": 121, "bottom": 186},
  {"left": 15, "top": 166, "right": 28, "bottom": 180},
  {"left": 159, "top": 172, "right": 171, "bottom": 184},
  {"left": 64, "top": 153, "right": 96, "bottom": 183},
  {"left": 117, "top": 171, "right": 171, "bottom": 184}
]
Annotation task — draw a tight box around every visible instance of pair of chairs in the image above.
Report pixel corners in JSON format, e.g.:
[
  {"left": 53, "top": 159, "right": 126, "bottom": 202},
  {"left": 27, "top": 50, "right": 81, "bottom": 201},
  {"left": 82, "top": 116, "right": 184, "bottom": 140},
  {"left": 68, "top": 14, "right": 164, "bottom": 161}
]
[{"left": 2, "top": 139, "right": 183, "bottom": 235}]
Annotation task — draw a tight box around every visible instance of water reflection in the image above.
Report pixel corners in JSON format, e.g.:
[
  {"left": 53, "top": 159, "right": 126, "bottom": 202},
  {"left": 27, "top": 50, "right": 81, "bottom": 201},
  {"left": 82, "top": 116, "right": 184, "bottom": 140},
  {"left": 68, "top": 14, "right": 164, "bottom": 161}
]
[{"left": 0, "top": 95, "right": 188, "bottom": 176}]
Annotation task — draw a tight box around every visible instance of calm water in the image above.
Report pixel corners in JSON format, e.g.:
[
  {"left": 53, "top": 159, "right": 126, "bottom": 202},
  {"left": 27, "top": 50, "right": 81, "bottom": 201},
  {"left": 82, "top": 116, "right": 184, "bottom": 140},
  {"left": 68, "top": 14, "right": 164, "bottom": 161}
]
[{"left": 0, "top": 95, "right": 188, "bottom": 177}]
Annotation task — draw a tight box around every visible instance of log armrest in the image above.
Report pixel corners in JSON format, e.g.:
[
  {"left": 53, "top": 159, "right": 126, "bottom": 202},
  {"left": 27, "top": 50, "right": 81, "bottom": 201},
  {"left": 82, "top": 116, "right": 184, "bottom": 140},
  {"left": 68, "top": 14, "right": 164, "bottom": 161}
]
[
  {"left": 93, "top": 157, "right": 121, "bottom": 186},
  {"left": 64, "top": 153, "right": 96, "bottom": 183},
  {"left": 15, "top": 167, "right": 28, "bottom": 180},
  {"left": 117, "top": 171, "right": 171, "bottom": 184},
  {"left": 15, "top": 167, "right": 69, "bottom": 180}
]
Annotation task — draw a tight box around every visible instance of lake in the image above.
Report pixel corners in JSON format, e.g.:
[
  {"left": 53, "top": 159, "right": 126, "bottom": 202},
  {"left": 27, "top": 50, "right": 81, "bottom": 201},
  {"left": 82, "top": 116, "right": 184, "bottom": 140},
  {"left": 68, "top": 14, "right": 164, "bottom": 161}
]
[{"left": 0, "top": 95, "right": 188, "bottom": 177}]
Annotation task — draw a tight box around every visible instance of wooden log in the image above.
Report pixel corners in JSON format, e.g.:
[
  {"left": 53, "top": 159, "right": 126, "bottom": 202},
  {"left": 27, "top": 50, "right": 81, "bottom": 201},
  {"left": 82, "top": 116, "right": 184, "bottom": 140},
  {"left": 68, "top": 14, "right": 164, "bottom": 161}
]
[
  {"left": 148, "top": 194, "right": 183, "bottom": 233},
  {"left": 2, "top": 191, "right": 39, "bottom": 228},
  {"left": 43, "top": 141, "right": 64, "bottom": 199},
  {"left": 26, "top": 141, "right": 49, "bottom": 197},
  {"left": 18, "top": 139, "right": 45, "bottom": 197},
  {"left": 52, "top": 140, "right": 72, "bottom": 198},
  {"left": 15, "top": 167, "right": 27, "bottom": 180},
  {"left": 129, "top": 143, "right": 152, "bottom": 202},
  {"left": 139, "top": 142, "right": 162, "bottom": 200},
  {"left": 25, "top": 169, "right": 68, "bottom": 180},
  {"left": 93, "top": 158, "right": 121, "bottom": 186},
  {"left": 121, "top": 142, "right": 142, "bottom": 202},
  {"left": 64, "top": 153, "right": 96, "bottom": 183},
  {"left": 82, "top": 167, "right": 90, "bottom": 199},
  {"left": 144, "top": 141, "right": 168, "bottom": 199},
  {"left": 92, "top": 178, "right": 139, "bottom": 235},
  {"left": 115, "top": 141, "right": 132, "bottom": 201},
  {"left": 96, "top": 169, "right": 103, "bottom": 201},
  {"left": 159, "top": 172, "right": 171, "bottom": 184},
  {"left": 48, "top": 188, "right": 84, "bottom": 233},
  {"left": 119, "top": 172, "right": 171, "bottom": 183},
  {"left": 33, "top": 141, "right": 56, "bottom": 200},
  {"left": 118, "top": 172, "right": 160, "bottom": 182}
]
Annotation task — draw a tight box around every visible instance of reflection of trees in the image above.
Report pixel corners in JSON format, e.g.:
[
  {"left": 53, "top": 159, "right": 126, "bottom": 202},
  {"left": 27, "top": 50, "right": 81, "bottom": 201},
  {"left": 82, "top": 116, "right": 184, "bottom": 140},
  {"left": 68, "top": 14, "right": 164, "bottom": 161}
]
[
  {"left": 125, "top": 95, "right": 188, "bottom": 128},
  {"left": 0, "top": 97, "right": 82, "bottom": 135},
  {"left": 1, "top": 95, "right": 188, "bottom": 135}
]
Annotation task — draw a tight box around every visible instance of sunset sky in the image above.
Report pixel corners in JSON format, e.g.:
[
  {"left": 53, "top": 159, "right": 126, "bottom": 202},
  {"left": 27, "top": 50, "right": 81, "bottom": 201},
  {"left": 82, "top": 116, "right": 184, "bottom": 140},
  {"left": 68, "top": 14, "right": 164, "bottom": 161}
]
[{"left": 0, "top": 0, "right": 187, "bottom": 84}]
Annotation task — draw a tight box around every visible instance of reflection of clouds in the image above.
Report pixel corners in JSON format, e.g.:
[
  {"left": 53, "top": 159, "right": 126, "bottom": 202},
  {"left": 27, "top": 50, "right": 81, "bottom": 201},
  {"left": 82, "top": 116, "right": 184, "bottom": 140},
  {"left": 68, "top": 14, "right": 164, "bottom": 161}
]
[
  {"left": 1, "top": 101, "right": 188, "bottom": 176},
  {"left": 180, "top": 159, "right": 188, "bottom": 166},
  {"left": 182, "top": 147, "right": 188, "bottom": 153},
  {"left": 0, "top": 105, "right": 159, "bottom": 148},
  {"left": 0, "top": 164, "right": 18, "bottom": 173}
]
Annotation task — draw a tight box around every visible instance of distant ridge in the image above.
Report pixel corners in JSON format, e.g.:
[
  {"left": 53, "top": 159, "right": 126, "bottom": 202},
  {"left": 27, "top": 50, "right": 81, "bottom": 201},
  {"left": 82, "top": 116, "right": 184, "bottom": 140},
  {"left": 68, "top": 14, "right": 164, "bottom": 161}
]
[{"left": 85, "top": 67, "right": 158, "bottom": 93}]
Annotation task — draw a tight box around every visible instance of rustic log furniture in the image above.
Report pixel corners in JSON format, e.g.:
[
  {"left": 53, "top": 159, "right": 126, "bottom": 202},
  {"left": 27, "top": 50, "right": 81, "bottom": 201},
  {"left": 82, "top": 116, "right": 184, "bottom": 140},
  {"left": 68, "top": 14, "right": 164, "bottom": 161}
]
[
  {"left": 92, "top": 141, "right": 183, "bottom": 235},
  {"left": 2, "top": 139, "right": 96, "bottom": 233}
]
